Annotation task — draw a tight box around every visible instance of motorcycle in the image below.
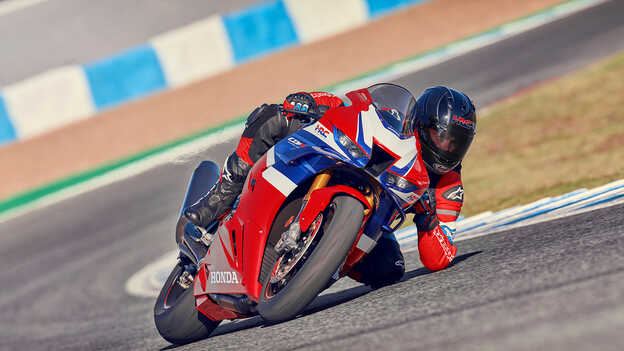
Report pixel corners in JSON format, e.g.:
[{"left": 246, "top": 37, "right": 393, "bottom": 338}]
[{"left": 154, "top": 83, "right": 430, "bottom": 344}]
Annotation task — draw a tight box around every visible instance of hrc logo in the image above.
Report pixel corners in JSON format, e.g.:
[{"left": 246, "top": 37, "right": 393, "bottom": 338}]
[{"left": 314, "top": 124, "right": 330, "bottom": 138}]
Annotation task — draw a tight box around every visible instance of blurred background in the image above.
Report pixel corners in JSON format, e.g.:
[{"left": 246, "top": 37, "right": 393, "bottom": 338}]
[{"left": 0, "top": 0, "right": 623, "bottom": 350}]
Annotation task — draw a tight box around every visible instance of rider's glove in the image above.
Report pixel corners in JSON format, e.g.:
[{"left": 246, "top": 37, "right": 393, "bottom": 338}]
[
  {"left": 282, "top": 92, "right": 319, "bottom": 117},
  {"left": 411, "top": 190, "right": 439, "bottom": 232}
]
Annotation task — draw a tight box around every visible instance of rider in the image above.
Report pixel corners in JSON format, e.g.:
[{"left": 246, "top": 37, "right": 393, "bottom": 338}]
[{"left": 179, "top": 86, "right": 476, "bottom": 288}]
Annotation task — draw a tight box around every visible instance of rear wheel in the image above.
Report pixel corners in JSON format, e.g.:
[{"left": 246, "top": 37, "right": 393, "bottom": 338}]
[
  {"left": 258, "top": 195, "right": 364, "bottom": 322},
  {"left": 154, "top": 261, "right": 220, "bottom": 345}
]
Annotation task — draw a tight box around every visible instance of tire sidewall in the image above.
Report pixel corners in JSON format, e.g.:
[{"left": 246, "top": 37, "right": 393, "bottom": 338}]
[
  {"left": 257, "top": 195, "right": 364, "bottom": 322},
  {"left": 154, "top": 262, "right": 220, "bottom": 345}
]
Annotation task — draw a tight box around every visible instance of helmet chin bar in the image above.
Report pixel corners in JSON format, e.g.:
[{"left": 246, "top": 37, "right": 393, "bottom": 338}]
[
  {"left": 431, "top": 163, "right": 451, "bottom": 175},
  {"left": 421, "top": 138, "right": 455, "bottom": 175}
]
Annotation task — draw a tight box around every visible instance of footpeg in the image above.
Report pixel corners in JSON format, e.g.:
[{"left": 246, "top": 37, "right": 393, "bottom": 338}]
[
  {"left": 180, "top": 223, "right": 214, "bottom": 265},
  {"left": 184, "top": 222, "right": 215, "bottom": 247}
]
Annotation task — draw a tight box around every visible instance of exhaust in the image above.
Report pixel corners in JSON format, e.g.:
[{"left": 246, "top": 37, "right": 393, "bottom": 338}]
[{"left": 209, "top": 294, "right": 257, "bottom": 316}]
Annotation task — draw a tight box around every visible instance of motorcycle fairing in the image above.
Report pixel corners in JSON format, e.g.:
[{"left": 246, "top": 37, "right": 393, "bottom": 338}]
[{"left": 193, "top": 88, "right": 430, "bottom": 311}]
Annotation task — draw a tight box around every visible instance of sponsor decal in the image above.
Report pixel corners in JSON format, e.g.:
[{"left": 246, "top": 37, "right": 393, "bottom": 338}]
[
  {"left": 452, "top": 115, "right": 475, "bottom": 130},
  {"left": 287, "top": 137, "right": 305, "bottom": 147},
  {"left": 209, "top": 271, "right": 240, "bottom": 284},
  {"left": 443, "top": 185, "right": 464, "bottom": 202},
  {"left": 406, "top": 193, "right": 419, "bottom": 203},
  {"left": 310, "top": 92, "right": 335, "bottom": 98},
  {"left": 314, "top": 124, "right": 330, "bottom": 138},
  {"left": 389, "top": 108, "right": 402, "bottom": 121},
  {"left": 432, "top": 227, "right": 455, "bottom": 262}
]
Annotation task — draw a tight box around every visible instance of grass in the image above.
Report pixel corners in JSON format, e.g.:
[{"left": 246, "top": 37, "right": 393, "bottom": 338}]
[{"left": 460, "top": 50, "right": 624, "bottom": 216}]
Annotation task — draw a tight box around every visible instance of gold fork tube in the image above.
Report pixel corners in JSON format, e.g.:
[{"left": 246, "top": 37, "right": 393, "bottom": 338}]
[{"left": 304, "top": 170, "right": 332, "bottom": 201}]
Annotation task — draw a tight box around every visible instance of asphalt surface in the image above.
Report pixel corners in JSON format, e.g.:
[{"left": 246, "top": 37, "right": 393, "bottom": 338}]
[
  {"left": 1, "top": 1, "right": 624, "bottom": 350},
  {"left": 0, "top": 0, "right": 263, "bottom": 87}
]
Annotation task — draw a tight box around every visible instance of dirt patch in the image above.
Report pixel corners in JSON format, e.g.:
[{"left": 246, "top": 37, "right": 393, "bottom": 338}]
[
  {"left": 0, "top": 0, "right": 563, "bottom": 201},
  {"left": 461, "top": 51, "right": 624, "bottom": 215}
]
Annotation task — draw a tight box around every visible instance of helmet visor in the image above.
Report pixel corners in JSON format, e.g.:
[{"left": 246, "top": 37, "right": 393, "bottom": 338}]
[{"left": 426, "top": 124, "right": 474, "bottom": 171}]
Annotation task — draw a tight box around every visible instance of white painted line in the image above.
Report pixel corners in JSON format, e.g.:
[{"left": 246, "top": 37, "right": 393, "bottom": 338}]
[
  {"left": 0, "top": 0, "right": 47, "bottom": 17},
  {"left": 560, "top": 187, "right": 624, "bottom": 213},
  {"left": 476, "top": 182, "right": 624, "bottom": 231},
  {"left": 125, "top": 250, "right": 179, "bottom": 298}
]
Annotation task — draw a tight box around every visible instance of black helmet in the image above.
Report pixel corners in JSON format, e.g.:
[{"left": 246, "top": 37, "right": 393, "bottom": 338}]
[{"left": 414, "top": 86, "right": 476, "bottom": 174}]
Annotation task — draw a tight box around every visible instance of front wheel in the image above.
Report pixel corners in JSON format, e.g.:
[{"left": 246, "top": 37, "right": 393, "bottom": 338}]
[
  {"left": 258, "top": 195, "right": 364, "bottom": 322},
  {"left": 154, "top": 261, "right": 220, "bottom": 345}
]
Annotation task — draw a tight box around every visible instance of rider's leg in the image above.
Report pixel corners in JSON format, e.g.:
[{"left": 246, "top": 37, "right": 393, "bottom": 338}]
[
  {"left": 182, "top": 104, "right": 294, "bottom": 229},
  {"left": 184, "top": 152, "right": 251, "bottom": 227},
  {"left": 348, "top": 234, "right": 405, "bottom": 288}
]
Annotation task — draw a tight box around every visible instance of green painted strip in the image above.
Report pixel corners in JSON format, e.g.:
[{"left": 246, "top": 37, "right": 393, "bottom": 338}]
[
  {"left": 0, "top": 115, "right": 245, "bottom": 215},
  {"left": 0, "top": 0, "right": 599, "bottom": 218}
]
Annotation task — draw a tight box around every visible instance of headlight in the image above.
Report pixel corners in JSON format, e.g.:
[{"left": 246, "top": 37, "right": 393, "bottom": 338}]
[
  {"left": 334, "top": 128, "right": 367, "bottom": 159},
  {"left": 385, "top": 172, "right": 419, "bottom": 192}
]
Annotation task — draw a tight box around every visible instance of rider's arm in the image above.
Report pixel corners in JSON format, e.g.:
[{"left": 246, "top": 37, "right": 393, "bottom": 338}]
[
  {"left": 433, "top": 166, "right": 464, "bottom": 243},
  {"left": 410, "top": 167, "right": 463, "bottom": 271}
]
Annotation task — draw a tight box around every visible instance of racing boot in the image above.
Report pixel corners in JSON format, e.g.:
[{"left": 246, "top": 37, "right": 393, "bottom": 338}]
[{"left": 184, "top": 152, "right": 251, "bottom": 228}]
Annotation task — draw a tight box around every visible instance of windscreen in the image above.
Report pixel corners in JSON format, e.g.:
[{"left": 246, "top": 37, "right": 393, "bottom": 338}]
[{"left": 367, "top": 83, "right": 417, "bottom": 136}]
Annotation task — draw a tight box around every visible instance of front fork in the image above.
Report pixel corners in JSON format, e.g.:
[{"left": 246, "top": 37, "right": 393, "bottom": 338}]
[{"left": 274, "top": 170, "right": 333, "bottom": 253}]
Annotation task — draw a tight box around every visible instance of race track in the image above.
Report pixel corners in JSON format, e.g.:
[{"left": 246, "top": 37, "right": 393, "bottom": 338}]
[{"left": 1, "top": 1, "right": 623, "bottom": 350}]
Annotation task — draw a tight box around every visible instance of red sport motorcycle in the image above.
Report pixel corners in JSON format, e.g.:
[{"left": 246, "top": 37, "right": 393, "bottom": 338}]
[{"left": 154, "top": 84, "right": 430, "bottom": 344}]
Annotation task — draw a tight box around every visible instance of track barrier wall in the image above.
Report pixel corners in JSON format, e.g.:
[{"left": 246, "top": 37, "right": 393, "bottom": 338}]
[{"left": 0, "top": 0, "right": 428, "bottom": 146}]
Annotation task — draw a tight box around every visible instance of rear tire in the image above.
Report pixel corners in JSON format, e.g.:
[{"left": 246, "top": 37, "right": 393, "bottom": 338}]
[
  {"left": 257, "top": 195, "right": 364, "bottom": 322},
  {"left": 154, "top": 262, "right": 220, "bottom": 345}
]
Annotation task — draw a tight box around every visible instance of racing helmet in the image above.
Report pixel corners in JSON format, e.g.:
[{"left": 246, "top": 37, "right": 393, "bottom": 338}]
[{"left": 414, "top": 86, "right": 476, "bottom": 174}]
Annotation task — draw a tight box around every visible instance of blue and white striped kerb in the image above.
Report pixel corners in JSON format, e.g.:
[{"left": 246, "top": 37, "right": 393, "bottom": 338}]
[
  {"left": 0, "top": 0, "right": 428, "bottom": 146},
  {"left": 394, "top": 178, "right": 624, "bottom": 248}
]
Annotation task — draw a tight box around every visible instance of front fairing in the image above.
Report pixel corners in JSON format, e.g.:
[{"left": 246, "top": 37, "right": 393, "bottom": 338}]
[{"left": 274, "top": 88, "right": 430, "bottom": 209}]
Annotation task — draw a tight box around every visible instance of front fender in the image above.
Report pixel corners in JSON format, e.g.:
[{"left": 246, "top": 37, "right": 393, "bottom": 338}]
[{"left": 299, "top": 185, "right": 373, "bottom": 232}]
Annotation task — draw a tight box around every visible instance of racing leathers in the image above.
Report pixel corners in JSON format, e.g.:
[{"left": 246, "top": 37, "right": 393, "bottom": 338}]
[{"left": 183, "top": 91, "right": 461, "bottom": 287}]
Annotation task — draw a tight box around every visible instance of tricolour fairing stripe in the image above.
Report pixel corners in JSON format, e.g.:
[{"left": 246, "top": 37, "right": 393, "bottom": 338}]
[
  {"left": 262, "top": 166, "right": 297, "bottom": 196},
  {"left": 266, "top": 146, "right": 276, "bottom": 167},
  {"left": 359, "top": 106, "right": 417, "bottom": 170}
]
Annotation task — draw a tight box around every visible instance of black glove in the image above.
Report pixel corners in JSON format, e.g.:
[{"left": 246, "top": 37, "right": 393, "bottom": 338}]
[{"left": 411, "top": 190, "right": 439, "bottom": 232}]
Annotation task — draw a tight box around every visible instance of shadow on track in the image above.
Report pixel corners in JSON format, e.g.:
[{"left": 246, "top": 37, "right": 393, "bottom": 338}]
[{"left": 160, "top": 251, "right": 482, "bottom": 350}]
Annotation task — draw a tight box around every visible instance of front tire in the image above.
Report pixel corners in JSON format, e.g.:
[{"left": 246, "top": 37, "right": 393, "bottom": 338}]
[
  {"left": 154, "top": 261, "right": 220, "bottom": 345},
  {"left": 257, "top": 195, "right": 364, "bottom": 322}
]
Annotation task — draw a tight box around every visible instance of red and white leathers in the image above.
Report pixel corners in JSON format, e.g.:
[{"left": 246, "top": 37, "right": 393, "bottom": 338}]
[{"left": 411, "top": 166, "right": 463, "bottom": 271}]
